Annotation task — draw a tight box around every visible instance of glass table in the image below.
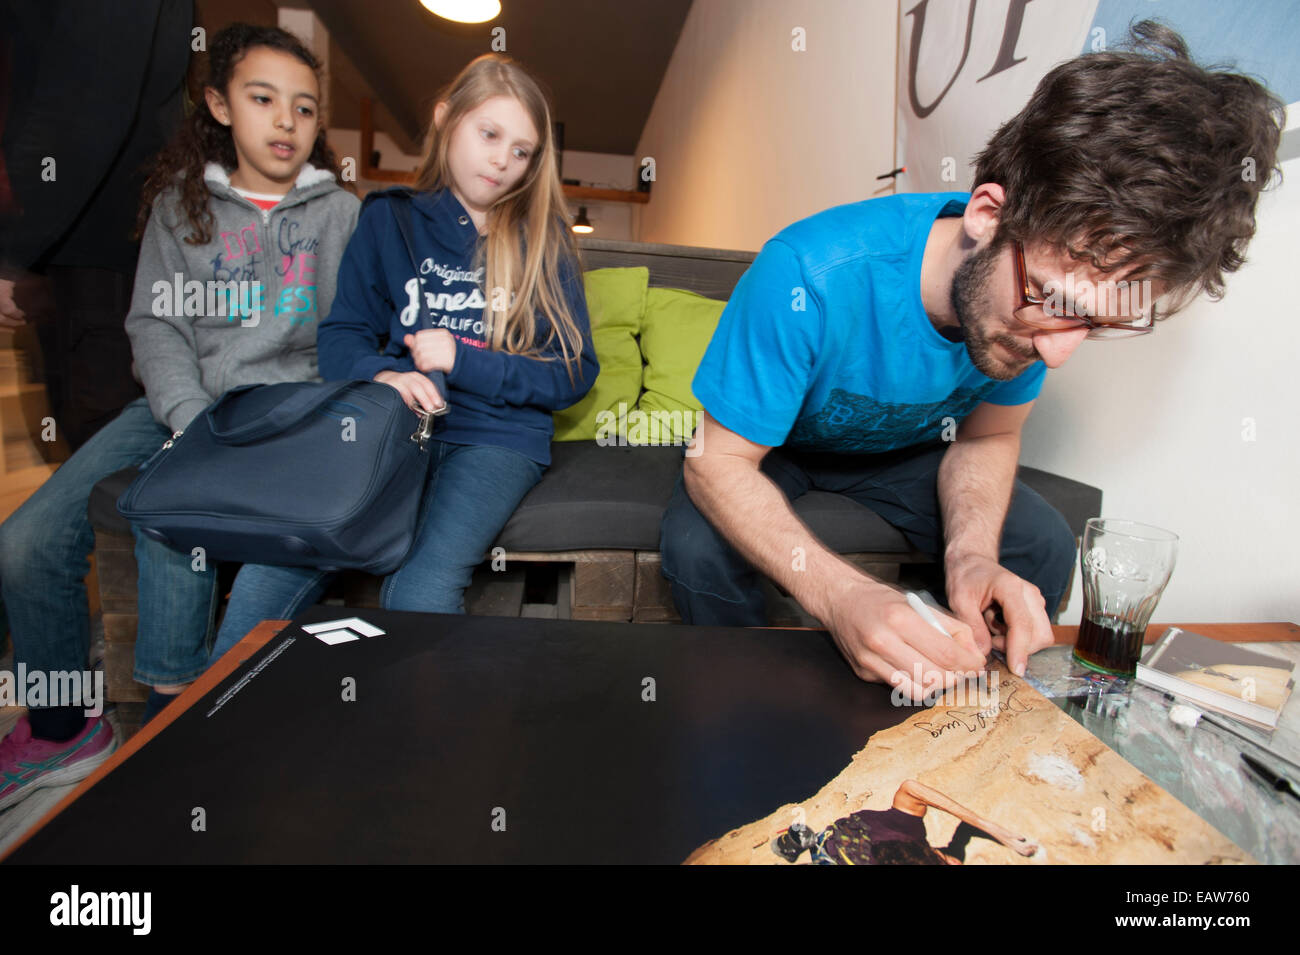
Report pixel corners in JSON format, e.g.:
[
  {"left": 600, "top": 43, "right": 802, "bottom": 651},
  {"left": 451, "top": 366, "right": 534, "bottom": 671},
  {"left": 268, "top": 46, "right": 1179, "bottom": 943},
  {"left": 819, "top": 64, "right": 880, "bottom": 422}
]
[{"left": 1025, "top": 642, "right": 1300, "bottom": 864}]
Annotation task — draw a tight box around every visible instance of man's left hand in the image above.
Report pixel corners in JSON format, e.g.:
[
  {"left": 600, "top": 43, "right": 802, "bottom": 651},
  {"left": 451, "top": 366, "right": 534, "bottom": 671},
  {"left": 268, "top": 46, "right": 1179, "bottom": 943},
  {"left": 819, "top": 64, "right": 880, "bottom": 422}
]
[{"left": 945, "top": 554, "right": 1054, "bottom": 676}]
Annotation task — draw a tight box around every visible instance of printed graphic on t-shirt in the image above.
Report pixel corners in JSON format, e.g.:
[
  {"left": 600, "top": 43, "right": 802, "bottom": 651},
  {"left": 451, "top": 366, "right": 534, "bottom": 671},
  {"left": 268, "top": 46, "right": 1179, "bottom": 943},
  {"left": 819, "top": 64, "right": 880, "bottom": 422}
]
[
  {"left": 211, "top": 220, "right": 263, "bottom": 319},
  {"left": 400, "top": 257, "right": 489, "bottom": 349},
  {"left": 273, "top": 218, "right": 319, "bottom": 324},
  {"left": 215, "top": 221, "right": 261, "bottom": 282},
  {"left": 786, "top": 384, "right": 997, "bottom": 453},
  {"left": 210, "top": 215, "right": 323, "bottom": 326}
]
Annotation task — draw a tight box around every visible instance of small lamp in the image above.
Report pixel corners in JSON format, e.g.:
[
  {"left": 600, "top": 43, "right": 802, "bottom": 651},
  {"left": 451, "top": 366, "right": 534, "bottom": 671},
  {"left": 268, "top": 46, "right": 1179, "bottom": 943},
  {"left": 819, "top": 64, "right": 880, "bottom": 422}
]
[
  {"left": 419, "top": 1, "right": 501, "bottom": 24},
  {"left": 572, "top": 207, "right": 593, "bottom": 234}
]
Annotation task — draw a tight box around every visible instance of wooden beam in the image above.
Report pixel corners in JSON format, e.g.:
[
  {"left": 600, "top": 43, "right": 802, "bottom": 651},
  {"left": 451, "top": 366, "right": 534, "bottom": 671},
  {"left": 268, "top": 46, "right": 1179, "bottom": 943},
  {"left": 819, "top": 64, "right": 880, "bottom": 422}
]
[{"left": 360, "top": 97, "right": 416, "bottom": 184}]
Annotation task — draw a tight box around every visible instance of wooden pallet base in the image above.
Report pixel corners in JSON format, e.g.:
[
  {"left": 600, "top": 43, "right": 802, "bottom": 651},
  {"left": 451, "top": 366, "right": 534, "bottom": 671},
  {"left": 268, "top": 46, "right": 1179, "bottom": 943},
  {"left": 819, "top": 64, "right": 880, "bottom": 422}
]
[{"left": 502, "top": 550, "right": 634, "bottom": 621}]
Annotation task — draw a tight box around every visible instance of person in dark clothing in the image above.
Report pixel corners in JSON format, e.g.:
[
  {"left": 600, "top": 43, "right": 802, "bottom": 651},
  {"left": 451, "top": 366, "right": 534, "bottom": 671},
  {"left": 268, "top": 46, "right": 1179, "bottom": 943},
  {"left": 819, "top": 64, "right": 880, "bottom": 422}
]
[
  {"left": 773, "top": 778, "right": 1039, "bottom": 865},
  {"left": 0, "top": 0, "right": 193, "bottom": 449}
]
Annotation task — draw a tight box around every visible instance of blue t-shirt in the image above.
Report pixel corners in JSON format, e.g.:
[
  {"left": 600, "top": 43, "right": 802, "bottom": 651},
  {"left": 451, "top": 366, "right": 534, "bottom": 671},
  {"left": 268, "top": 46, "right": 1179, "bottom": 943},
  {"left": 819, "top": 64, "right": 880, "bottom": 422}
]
[{"left": 693, "top": 192, "right": 1045, "bottom": 453}]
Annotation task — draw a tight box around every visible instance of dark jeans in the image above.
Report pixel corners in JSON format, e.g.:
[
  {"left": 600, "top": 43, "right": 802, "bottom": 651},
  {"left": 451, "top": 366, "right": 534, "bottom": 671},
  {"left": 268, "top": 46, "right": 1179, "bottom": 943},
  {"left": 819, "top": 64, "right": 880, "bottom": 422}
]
[
  {"left": 659, "top": 442, "right": 1076, "bottom": 626},
  {"left": 37, "top": 266, "right": 143, "bottom": 451}
]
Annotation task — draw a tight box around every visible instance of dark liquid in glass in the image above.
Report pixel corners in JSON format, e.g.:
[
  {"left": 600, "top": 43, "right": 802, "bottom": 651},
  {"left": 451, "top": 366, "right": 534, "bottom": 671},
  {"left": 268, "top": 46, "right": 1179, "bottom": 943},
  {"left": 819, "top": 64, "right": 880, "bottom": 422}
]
[{"left": 1073, "top": 614, "right": 1144, "bottom": 676}]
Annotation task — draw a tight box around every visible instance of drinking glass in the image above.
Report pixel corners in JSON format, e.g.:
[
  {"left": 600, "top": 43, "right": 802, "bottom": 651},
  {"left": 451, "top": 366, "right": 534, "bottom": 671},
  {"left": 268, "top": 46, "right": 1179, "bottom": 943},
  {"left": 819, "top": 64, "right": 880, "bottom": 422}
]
[{"left": 1074, "top": 518, "right": 1178, "bottom": 677}]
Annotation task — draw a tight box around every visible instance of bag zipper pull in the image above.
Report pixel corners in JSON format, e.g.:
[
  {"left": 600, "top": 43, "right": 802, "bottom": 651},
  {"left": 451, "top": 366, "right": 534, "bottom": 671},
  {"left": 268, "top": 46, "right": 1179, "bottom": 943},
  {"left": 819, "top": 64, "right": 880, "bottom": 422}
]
[
  {"left": 409, "top": 405, "right": 436, "bottom": 450},
  {"left": 139, "top": 429, "right": 184, "bottom": 470}
]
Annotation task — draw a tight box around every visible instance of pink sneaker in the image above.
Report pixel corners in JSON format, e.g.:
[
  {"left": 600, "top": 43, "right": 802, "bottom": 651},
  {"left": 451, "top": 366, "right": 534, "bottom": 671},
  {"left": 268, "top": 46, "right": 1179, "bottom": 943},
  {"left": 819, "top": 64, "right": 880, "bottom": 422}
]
[{"left": 0, "top": 715, "right": 117, "bottom": 812}]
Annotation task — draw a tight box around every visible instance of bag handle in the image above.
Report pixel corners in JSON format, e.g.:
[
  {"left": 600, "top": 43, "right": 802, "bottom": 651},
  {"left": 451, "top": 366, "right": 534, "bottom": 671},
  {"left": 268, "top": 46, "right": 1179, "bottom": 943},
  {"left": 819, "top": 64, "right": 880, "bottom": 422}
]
[
  {"left": 389, "top": 194, "right": 450, "bottom": 410},
  {"left": 206, "top": 380, "right": 360, "bottom": 445}
]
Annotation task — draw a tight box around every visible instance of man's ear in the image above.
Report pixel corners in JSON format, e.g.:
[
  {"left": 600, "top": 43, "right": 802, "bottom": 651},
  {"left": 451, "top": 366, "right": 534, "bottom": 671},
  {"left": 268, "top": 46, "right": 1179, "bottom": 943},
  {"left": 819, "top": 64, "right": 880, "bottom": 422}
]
[
  {"left": 205, "top": 87, "right": 231, "bottom": 127},
  {"left": 963, "top": 183, "right": 1005, "bottom": 245}
]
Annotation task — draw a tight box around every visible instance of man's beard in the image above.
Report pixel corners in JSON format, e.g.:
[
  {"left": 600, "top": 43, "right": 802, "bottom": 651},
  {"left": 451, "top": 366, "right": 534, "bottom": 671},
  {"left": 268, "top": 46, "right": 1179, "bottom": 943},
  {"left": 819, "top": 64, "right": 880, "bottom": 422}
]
[{"left": 949, "top": 240, "right": 1039, "bottom": 381}]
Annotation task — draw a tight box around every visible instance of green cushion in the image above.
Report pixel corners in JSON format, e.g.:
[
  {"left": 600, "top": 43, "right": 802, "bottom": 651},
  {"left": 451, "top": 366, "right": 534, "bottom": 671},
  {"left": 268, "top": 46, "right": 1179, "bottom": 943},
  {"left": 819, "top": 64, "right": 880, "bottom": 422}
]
[
  {"left": 636, "top": 287, "right": 725, "bottom": 443},
  {"left": 552, "top": 267, "right": 648, "bottom": 441}
]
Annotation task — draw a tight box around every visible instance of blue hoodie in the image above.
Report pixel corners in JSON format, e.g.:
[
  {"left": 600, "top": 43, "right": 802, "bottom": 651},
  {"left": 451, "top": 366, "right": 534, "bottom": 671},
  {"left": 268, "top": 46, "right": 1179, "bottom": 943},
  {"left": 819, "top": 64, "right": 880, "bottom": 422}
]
[{"left": 318, "top": 187, "right": 598, "bottom": 465}]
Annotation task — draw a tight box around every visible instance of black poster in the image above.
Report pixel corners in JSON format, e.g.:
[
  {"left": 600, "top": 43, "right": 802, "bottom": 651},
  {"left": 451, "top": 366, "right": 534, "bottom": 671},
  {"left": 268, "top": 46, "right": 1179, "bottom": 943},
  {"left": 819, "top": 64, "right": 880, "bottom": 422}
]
[{"left": 8, "top": 608, "right": 916, "bottom": 864}]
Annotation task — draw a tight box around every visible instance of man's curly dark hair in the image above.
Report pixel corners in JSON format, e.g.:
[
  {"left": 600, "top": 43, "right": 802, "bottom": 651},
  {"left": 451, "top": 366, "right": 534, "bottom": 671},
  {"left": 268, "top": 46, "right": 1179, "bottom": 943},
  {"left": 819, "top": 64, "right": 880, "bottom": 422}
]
[{"left": 973, "top": 19, "right": 1285, "bottom": 314}]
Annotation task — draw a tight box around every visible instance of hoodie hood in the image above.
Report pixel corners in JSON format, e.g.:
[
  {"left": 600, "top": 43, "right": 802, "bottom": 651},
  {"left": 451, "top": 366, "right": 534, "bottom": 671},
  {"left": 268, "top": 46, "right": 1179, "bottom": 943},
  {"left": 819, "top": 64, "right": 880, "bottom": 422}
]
[{"left": 203, "top": 161, "right": 342, "bottom": 211}]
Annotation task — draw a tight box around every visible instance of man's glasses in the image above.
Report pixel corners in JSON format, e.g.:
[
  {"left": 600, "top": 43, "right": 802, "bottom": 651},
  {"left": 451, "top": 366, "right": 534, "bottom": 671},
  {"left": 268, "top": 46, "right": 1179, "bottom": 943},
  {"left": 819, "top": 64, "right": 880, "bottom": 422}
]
[{"left": 1011, "top": 240, "right": 1155, "bottom": 340}]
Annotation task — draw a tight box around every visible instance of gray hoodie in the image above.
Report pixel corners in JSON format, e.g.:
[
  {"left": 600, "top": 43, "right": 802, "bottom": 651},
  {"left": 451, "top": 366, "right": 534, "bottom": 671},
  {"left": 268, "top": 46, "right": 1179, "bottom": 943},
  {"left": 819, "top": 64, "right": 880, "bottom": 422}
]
[{"left": 126, "top": 162, "right": 360, "bottom": 433}]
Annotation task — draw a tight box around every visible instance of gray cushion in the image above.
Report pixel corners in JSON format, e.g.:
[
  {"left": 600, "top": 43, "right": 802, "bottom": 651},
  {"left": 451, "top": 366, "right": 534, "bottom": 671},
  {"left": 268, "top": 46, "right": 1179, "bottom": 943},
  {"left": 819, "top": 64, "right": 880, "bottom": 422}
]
[{"left": 495, "top": 442, "right": 683, "bottom": 551}]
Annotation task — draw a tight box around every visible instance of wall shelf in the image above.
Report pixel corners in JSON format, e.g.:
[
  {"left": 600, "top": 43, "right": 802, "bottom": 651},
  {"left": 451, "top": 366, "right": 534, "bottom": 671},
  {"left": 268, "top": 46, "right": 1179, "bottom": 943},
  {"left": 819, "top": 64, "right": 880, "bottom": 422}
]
[{"left": 562, "top": 186, "right": 648, "bottom": 204}]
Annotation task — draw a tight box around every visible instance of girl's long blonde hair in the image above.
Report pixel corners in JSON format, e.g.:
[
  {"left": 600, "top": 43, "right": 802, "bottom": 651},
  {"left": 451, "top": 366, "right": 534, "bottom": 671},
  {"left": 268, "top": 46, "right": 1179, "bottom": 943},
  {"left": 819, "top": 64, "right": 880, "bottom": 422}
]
[{"left": 412, "top": 54, "right": 585, "bottom": 378}]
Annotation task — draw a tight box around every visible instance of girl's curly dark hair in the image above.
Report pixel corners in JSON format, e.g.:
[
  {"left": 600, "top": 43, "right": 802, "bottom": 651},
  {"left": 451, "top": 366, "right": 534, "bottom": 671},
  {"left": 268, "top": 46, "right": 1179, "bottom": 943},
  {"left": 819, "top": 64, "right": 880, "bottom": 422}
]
[{"left": 135, "top": 23, "right": 348, "bottom": 245}]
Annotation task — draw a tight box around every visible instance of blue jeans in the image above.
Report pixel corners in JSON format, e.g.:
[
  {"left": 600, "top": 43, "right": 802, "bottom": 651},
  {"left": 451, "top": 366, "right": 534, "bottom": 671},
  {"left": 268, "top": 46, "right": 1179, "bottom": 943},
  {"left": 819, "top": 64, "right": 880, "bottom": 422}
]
[
  {"left": 132, "top": 527, "right": 219, "bottom": 685},
  {"left": 660, "top": 442, "right": 1077, "bottom": 626},
  {"left": 0, "top": 397, "right": 217, "bottom": 687},
  {"left": 210, "top": 440, "right": 544, "bottom": 660}
]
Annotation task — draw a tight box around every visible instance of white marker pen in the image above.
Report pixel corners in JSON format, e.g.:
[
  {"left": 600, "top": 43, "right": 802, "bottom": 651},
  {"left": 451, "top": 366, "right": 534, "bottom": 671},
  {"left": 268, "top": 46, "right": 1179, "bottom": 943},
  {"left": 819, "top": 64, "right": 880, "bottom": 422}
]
[{"left": 906, "top": 591, "right": 952, "bottom": 639}]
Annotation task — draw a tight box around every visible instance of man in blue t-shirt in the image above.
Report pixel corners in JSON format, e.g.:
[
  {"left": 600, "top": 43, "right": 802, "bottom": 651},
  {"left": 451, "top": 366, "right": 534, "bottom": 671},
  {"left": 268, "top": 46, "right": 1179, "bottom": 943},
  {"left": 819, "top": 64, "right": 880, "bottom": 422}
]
[{"left": 659, "top": 21, "right": 1282, "bottom": 699}]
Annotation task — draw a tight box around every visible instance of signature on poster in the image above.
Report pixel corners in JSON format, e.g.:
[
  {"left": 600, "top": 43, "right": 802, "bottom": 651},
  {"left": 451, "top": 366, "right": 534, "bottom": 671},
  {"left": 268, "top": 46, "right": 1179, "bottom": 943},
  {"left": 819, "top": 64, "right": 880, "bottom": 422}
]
[{"left": 914, "top": 681, "right": 1033, "bottom": 739}]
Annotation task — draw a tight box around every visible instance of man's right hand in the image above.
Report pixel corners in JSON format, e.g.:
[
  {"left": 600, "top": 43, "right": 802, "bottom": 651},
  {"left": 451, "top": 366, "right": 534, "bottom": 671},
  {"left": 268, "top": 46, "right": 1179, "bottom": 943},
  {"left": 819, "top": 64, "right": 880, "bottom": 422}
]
[
  {"left": 822, "top": 578, "right": 987, "bottom": 701},
  {"left": 373, "top": 369, "right": 445, "bottom": 414}
]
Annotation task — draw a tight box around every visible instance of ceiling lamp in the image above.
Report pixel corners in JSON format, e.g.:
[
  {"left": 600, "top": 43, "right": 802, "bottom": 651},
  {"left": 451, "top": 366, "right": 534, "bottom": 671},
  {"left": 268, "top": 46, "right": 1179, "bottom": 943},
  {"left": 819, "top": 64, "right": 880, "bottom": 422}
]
[
  {"left": 420, "top": 0, "right": 501, "bottom": 23},
  {"left": 571, "top": 207, "right": 593, "bottom": 234}
]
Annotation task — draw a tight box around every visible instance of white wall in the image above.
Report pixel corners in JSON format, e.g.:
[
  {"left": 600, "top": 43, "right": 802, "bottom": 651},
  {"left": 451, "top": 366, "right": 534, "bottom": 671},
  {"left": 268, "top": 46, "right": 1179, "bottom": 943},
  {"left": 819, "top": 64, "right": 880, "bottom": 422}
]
[
  {"left": 895, "top": 0, "right": 1098, "bottom": 192},
  {"left": 278, "top": 8, "right": 329, "bottom": 81},
  {"left": 1023, "top": 104, "right": 1300, "bottom": 625},
  {"left": 634, "top": 0, "right": 899, "bottom": 251}
]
